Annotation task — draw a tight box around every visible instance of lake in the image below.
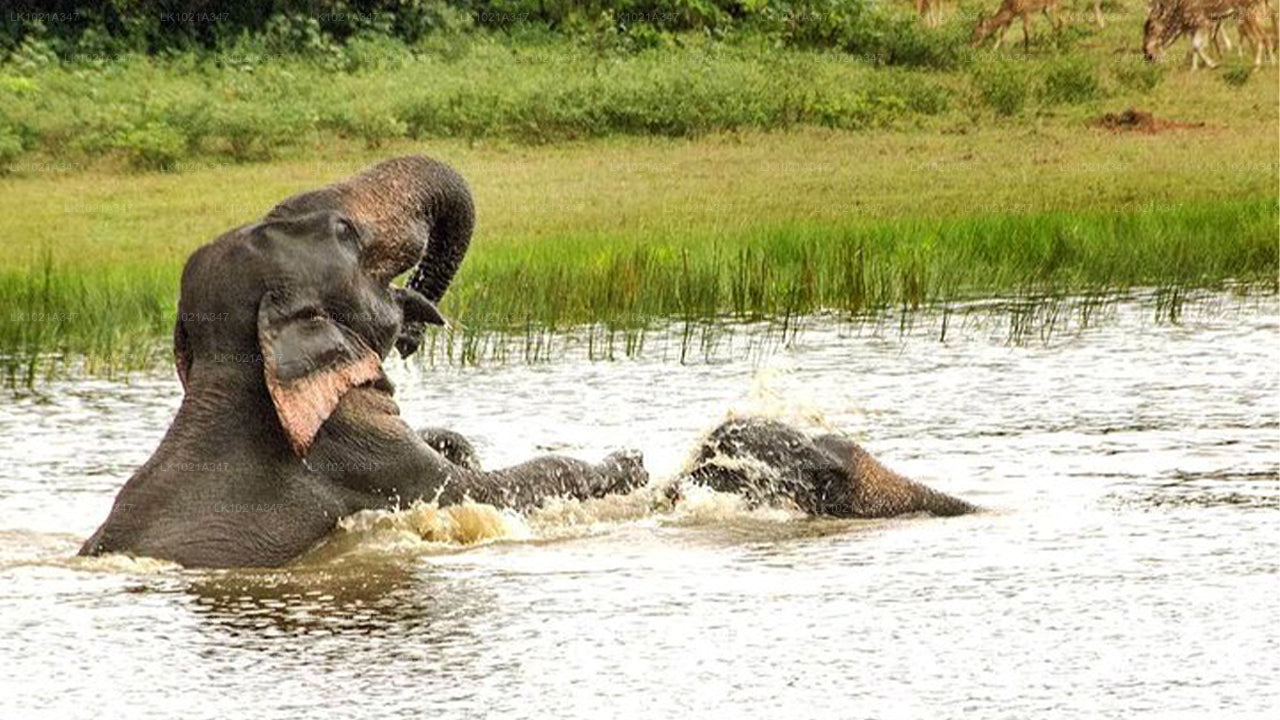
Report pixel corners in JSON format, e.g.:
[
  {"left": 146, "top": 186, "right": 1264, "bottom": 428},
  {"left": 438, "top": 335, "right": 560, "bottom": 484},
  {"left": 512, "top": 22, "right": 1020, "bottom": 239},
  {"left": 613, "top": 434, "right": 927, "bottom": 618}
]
[{"left": 1, "top": 289, "right": 1276, "bottom": 719}]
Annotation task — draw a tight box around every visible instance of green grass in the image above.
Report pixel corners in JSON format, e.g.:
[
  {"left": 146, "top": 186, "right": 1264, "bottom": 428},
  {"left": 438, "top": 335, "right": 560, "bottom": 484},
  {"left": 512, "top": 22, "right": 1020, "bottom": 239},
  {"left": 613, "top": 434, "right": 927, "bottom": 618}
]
[
  {"left": 425, "top": 198, "right": 1280, "bottom": 361},
  {"left": 2, "top": 13, "right": 1276, "bottom": 170},
  {"left": 2, "top": 10, "right": 1277, "bottom": 385},
  {"left": 453, "top": 198, "right": 1278, "bottom": 324},
  {"left": 0, "top": 260, "right": 175, "bottom": 386},
  {"left": 3, "top": 197, "right": 1275, "bottom": 383},
  {"left": 2, "top": 116, "right": 1276, "bottom": 383}
]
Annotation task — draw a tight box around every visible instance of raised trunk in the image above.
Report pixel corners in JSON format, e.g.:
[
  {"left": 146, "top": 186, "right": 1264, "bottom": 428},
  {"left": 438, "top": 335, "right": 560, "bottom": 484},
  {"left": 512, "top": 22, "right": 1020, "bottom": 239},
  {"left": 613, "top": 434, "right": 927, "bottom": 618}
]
[{"left": 266, "top": 156, "right": 475, "bottom": 300}]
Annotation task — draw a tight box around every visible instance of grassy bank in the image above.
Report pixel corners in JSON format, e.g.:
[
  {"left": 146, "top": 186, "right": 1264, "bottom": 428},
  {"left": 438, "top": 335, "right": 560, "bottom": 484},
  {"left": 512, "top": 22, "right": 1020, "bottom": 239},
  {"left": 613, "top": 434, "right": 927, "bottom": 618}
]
[
  {"left": 5, "top": 197, "right": 1275, "bottom": 383},
  {"left": 3, "top": 137, "right": 1275, "bottom": 383},
  {"left": 2, "top": 7, "right": 1276, "bottom": 385},
  {"left": 3, "top": 122, "right": 1277, "bottom": 383},
  {"left": 452, "top": 198, "right": 1278, "bottom": 321},
  {"left": 2, "top": 12, "right": 1277, "bottom": 170}
]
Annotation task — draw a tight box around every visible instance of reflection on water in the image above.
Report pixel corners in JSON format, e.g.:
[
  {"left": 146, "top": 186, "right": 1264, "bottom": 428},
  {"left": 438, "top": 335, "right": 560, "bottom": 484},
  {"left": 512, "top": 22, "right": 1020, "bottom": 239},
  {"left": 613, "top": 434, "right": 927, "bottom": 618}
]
[{"left": 0, "top": 290, "right": 1277, "bottom": 719}]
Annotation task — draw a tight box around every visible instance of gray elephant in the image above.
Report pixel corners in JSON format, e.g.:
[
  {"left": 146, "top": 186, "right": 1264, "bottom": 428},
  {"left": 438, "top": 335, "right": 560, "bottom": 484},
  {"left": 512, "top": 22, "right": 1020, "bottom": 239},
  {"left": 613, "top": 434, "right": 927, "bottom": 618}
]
[
  {"left": 79, "top": 157, "right": 646, "bottom": 568},
  {"left": 679, "top": 417, "right": 976, "bottom": 517},
  {"left": 424, "top": 418, "right": 977, "bottom": 519}
]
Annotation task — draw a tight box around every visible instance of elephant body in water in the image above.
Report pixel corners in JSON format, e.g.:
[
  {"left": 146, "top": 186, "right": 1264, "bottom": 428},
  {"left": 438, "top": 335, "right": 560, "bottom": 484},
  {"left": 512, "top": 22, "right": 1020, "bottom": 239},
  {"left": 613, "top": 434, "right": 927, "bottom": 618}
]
[
  {"left": 682, "top": 417, "right": 976, "bottom": 517},
  {"left": 80, "top": 157, "right": 970, "bottom": 569},
  {"left": 80, "top": 157, "right": 645, "bottom": 568},
  {"left": 423, "top": 418, "right": 976, "bottom": 519}
]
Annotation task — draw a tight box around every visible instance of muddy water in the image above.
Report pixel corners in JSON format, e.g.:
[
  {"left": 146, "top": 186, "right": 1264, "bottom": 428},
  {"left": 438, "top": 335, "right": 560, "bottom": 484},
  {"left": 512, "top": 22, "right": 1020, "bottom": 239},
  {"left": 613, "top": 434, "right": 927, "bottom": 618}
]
[{"left": 1, "top": 291, "right": 1276, "bottom": 719}]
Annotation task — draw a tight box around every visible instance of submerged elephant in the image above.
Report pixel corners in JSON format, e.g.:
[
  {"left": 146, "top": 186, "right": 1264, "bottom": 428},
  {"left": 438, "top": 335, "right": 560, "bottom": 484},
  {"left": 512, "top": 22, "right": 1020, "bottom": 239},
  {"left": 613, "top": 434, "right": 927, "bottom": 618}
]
[
  {"left": 422, "top": 417, "right": 976, "bottom": 519},
  {"left": 80, "top": 157, "right": 646, "bottom": 568},
  {"left": 680, "top": 417, "right": 976, "bottom": 517}
]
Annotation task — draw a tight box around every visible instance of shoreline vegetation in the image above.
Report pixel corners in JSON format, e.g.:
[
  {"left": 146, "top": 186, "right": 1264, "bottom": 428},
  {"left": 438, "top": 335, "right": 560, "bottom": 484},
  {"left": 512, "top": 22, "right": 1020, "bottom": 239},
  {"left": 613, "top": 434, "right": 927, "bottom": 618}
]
[
  {"left": 2, "top": 2, "right": 1277, "bottom": 385},
  {"left": 5, "top": 195, "right": 1275, "bottom": 386}
]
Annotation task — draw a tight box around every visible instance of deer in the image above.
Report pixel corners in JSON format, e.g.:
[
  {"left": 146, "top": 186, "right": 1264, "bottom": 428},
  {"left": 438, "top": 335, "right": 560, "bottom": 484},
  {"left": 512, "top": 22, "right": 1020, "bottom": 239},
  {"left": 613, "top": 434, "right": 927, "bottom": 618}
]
[
  {"left": 971, "top": 0, "right": 1063, "bottom": 50},
  {"left": 915, "top": 0, "right": 945, "bottom": 27},
  {"left": 1144, "top": 0, "right": 1271, "bottom": 68},
  {"left": 1236, "top": 0, "right": 1278, "bottom": 65}
]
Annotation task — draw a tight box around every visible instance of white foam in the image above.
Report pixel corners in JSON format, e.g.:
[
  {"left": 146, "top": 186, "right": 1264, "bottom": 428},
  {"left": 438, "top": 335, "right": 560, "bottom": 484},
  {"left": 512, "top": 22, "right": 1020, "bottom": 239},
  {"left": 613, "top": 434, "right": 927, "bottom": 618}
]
[{"left": 70, "top": 553, "right": 182, "bottom": 574}]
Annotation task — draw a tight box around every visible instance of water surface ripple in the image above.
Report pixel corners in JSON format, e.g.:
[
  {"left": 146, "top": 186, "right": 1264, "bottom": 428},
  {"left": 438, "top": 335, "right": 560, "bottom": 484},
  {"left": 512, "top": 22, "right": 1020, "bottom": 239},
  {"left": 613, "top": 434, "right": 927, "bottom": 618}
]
[{"left": 1, "top": 291, "right": 1276, "bottom": 719}]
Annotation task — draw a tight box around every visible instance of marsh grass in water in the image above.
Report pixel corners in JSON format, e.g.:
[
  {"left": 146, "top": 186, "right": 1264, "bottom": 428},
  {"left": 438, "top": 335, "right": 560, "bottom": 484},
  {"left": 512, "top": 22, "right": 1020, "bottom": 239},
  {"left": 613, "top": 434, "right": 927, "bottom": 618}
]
[
  {"left": 443, "top": 198, "right": 1277, "bottom": 325},
  {"left": 426, "top": 199, "right": 1276, "bottom": 363},
  {"left": 3, "top": 198, "right": 1273, "bottom": 384},
  {"left": 0, "top": 257, "right": 174, "bottom": 386}
]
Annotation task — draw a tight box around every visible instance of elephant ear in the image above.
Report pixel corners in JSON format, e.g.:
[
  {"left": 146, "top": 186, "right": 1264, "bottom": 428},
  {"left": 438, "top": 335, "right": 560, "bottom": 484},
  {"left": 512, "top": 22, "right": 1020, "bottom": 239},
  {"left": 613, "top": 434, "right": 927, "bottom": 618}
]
[{"left": 257, "top": 289, "right": 384, "bottom": 456}]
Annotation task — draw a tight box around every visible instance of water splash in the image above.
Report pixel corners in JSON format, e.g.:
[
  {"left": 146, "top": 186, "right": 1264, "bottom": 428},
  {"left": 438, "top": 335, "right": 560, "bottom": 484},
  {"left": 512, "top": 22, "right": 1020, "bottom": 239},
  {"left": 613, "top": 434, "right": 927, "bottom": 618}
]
[
  {"left": 298, "top": 500, "right": 533, "bottom": 564},
  {"left": 70, "top": 553, "right": 182, "bottom": 575}
]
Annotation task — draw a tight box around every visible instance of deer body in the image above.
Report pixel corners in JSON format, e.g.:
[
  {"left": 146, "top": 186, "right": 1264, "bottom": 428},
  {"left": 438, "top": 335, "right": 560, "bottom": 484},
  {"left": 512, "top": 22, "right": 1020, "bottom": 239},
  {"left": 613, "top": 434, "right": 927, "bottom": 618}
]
[
  {"left": 971, "top": 0, "right": 1063, "bottom": 50},
  {"left": 915, "top": 0, "right": 945, "bottom": 26},
  {"left": 1145, "top": 0, "right": 1273, "bottom": 67}
]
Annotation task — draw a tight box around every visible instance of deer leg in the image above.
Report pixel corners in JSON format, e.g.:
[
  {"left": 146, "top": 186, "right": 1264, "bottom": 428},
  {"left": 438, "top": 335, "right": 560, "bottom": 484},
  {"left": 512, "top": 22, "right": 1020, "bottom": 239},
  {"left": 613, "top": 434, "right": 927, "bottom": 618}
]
[
  {"left": 1240, "top": 18, "right": 1259, "bottom": 66},
  {"left": 1208, "top": 22, "right": 1223, "bottom": 57},
  {"left": 1095, "top": 0, "right": 1105, "bottom": 28},
  {"left": 1192, "top": 27, "right": 1218, "bottom": 69},
  {"left": 1202, "top": 28, "right": 1220, "bottom": 67},
  {"left": 1247, "top": 15, "right": 1275, "bottom": 66},
  {"left": 1023, "top": 15, "right": 1032, "bottom": 51}
]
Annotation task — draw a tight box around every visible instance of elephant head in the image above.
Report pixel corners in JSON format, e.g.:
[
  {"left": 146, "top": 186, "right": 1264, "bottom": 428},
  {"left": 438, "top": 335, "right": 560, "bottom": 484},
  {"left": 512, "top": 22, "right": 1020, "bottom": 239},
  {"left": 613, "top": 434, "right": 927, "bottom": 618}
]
[
  {"left": 171, "top": 157, "right": 474, "bottom": 455},
  {"left": 687, "top": 417, "right": 977, "bottom": 518}
]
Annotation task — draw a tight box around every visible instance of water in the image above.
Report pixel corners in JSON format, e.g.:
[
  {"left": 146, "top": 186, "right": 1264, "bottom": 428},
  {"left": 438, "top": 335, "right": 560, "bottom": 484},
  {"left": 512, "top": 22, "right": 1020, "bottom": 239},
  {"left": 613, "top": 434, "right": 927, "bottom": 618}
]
[{"left": 1, "top": 290, "right": 1276, "bottom": 719}]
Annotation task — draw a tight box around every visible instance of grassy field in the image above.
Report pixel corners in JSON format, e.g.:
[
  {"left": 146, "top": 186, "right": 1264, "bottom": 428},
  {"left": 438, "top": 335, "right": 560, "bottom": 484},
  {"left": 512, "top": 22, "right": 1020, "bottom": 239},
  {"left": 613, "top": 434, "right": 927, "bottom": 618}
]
[
  {"left": 2, "top": 9, "right": 1277, "bottom": 385},
  {"left": 2, "top": 6, "right": 1278, "bottom": 169}
]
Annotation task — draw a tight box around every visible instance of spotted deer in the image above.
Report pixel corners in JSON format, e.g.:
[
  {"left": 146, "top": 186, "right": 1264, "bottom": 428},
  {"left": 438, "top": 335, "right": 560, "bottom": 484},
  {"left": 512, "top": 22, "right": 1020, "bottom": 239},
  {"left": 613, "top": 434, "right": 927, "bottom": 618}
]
[
  {"left": 915, "top": 0, "right": 944, "bottom": 26},
  {"left": 971, "top": 0, "right": 1063, "bottom": 50},
  {"left": 1144, "top": 0, "right": 1271, "bottom": 67},
  {"left": 1214, "top": 0, "right": 1276, "bottom": 64},
  {"left": 1237, "top": 0, "right": 1278, "bottom": 65}
]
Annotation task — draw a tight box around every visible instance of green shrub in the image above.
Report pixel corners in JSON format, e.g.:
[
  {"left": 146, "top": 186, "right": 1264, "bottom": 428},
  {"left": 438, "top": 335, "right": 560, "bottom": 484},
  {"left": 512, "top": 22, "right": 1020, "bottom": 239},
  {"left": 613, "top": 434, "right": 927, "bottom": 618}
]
[
  {"left": 261, "top": 13, "right": 341, "bottom": 58},
  {"left": 0, "top": 124, "right": 23, "bottom": 169},
  {"left": 1221, "top": 66, "right": 1252, "bottom": 87},
  {"left": 874, "top": 72, "right": 951, "bottom": 115},
  {"left": 7, "top": 29, "right": 59, "bottom": 73},
  {"left": 1041, "top": 56, "right": 1100, "bottom": 105},
  {"left": 115, "top": 121, "right": 185, "bottom": 170},
  {"left": 776, "top": 2, "right": 969, "bottom": 70},
  {"left": 0, "top": 36, "right": 967, "bottom": 161},
  {"left": 972, "top": 61, "right": 1029, "bottom": 117},
  {"left": 1112, "top": 59, "right": 1164, "bottom": 93},
  {"left": 322, "top": 104, "right": 408, "bottom": 148},
  {"left": 1, "top": 1, "right": 962, "bottom": 63},
  {"left": 209, "top": 103, "right": 312, "bottom": 161},
  {"left": 342, "top": 33, "right": 413, "bottom": 72},
  {"left": 161, "top": 96, "right": 217, "bottom": 154}
]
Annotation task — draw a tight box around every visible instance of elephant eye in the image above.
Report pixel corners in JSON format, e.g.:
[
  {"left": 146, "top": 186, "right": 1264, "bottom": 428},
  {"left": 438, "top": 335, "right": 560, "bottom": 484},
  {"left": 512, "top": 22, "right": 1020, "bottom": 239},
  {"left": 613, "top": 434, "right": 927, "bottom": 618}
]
[{"left": 334, "top": 217, "right": 363, "bottom": 249}]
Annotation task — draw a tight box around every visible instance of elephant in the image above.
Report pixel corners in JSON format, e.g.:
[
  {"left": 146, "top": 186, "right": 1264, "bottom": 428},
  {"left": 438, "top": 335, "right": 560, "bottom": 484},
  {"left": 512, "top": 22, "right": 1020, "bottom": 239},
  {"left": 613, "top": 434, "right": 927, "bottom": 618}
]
[
  {"left": 79, "top": 157, "right": 647, "bottom": 569},
  {"left": 414, "top": 417, "right": 978, "bottom": 519},
  {"left": 678, "top": 417, "right": 977, "bottom": 517}
]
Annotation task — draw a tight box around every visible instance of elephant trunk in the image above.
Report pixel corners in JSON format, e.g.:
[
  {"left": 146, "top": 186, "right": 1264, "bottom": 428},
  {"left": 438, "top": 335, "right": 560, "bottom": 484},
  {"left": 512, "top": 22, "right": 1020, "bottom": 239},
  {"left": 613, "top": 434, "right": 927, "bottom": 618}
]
[
  {"left": 402, "top": 162, "right": 475, "bottom": 304},
  {"left": 266, "top": 156, "right": 475, "bottom": 299},
  {"left": 917, "top": 487, "right": 979, "bottom": 517}
]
